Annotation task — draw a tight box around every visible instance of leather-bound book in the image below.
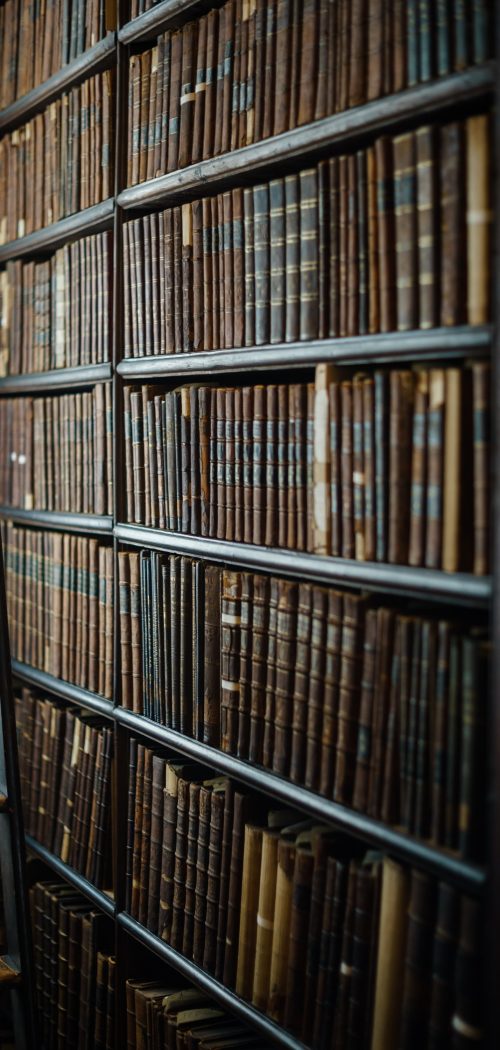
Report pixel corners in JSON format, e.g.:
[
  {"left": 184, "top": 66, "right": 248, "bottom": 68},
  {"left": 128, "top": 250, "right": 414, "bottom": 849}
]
[
  {"left": 273, "top": 0, "right": 291, "bottom": 137},
  {"left": 273, "top": 579, "right": 298, "bottom": 776},
  {"left": 242, "top": 386, "right": 254, "bottom": 543},
  {"left": 414, "top": 620, "right": 438, "bottom": 840},
  {"left": 270, "top": 178, "right": 285, "bottom": 344},
  {"left": 222, "top": 193, "right": 234, "bottom": 349},
  {"left": 145, "top": 49, "right": 158, "bottom": 183},
  {"left": 261, "top": 0, "right": 276, "bottom": 139},
  {"left": 264, "top": 385, "right": 279, "bottom": 547},
  {"left": 252, "top": 384, "right": 266, "bottom": 545},
  {"left": 232, "top": 188, "right": 245, "bottom": 347},
  {"left": 225, "top": 388, "right": 235, "bottom": 541},
  {"left": 314, "top": 363, "right": 335, "bottom": 555},
  {"left": 243, "top": 188, "right": 255, "bottom": 347},
  {"left": 158, "top": 762, "right": 182, "bottom": 942},
  {"left": 253, "top": 184, "right": 270, "bottom": 345},
  {"left": 367, "top": 607, "right": 396, "bottom": 820},
  {"left": 182, "top": 781, "right": 201, "bottom": 958},
  {"left": 236, "top": 823, "right": 263, "bottom": 1000},
  {"left": 138, "top": 746, "right": 153, "bottom": 926},
  {"left": 262, "top": 577, "right": 279, "bottom": 768},
  {"left": 203, "top": 783, "right": 227, "bottom": 972},
  {"left": 220, "top": 570, "right": 242, "bottom": 754},
  {"left": 451, "top": 894, "right": 484, "bottom": 1049},
  {"left": 331, "top": 860, "right": 360, "bottom": 1045},
  {"left": 352, "top": 374, "right": 366, "bottom": 560},
  {"left": 283, "top": 842, "right": 315, "bottom": 1034},
  {"left": 236, "top": 572, "right": 253, "bottom": 759},
  {"left": 340, "top": 379, "right": 355, "bottom": 559},
  {"left": 230, "top": 2, "right": 242, "bottom": 152},
  {"left": 209, "top": 387, "right": 218, "bottom": 535},
  {"left": 375, "top": 136, "right": 396, "bottom": 331},
  {"left": 252, "top": 828, "right": 280, "bottom": 1012},
  {"left": 182, "top": 19, "right": 201, "bottom": 166},
  {"left": 459, "top": 636, "right": 487, "bottom": 859},
  {"left": 233, "top": 387, "right": 244, "bottom": 542},
  {"left": 334, "top": 594, "right": 366, "bottom": 805},
  {"left": 416, "top": 126, "right": 439, "bottom": 329},
  {"left": 167, "top": 31, "right": 182, "bottom": 173},
  {"left": 304, "top": 587, "right": 328, "bottom": 792},
  {"left": 347, "top": 152, "right": 360, "bottom": 338},
  {"left": 388, "top": 369, "right": 414, "bottom": 565},
  {"left": 221, "top": 1, "right": 235, "bottom": 155},
  {"left": 215, "top": 781, "right": 235, "bottom": 981},
  {"left": 284, "top": 173, "right": 300, "bottom": 343},
  {"left": 399, "top": 871, "right": 438, "bottom": 1046},
  {"left": 198, "top": 387, "right": 211, "bottom": 536},
  {"left": 180, "top": 557, "right": 193, "bottom": 733},
  {"left": 216, "top": 387, "right": 226, "bottom": 539},
  {"left": 408, "top": 370, "right": 429, "bottom": 567},
  {"left": 170, "top": 774, "right": 194, "bottom": 951},
  {"left": 267, "top": 837, "right": 295, "bottom": 1023},
  {"left": 366, "top": 0, "right": 384, "bottom": 100},
  {"left": 294, "top": 383, "right": 308, "bottom": 550},
  {"left": 346, "top": 863, "right": 378, "bottom": 1047},
  {"left": 223, "top": 792, "right": 254, "bottom": 988},
  {"left": 440, "top": 122, "right": 466, "bottom": 326},
  {"left": 466, "top": 114, "right": 491, "bottom": 325},
  {"left": 471, "top": 361, "right": 490, "bottom": 576},
  {"left": 426, "top": 882, "right": 460, "bottom": 1049},
  {"left": 287, "top": 384, "right": 298, "bottom": 549},
  {"left": 181, "top": 205, "right": 194, "bottom": 353},
  {"left": 424, "top": 369, "right": 445, "bottom": 569},
  {"left": 248, "top": 572, "right": 270, "bottom": 764},
  {"left": 394, "top": 131, "right": 418, "bottom": 331},
  {"left": 276, "top": 385, "right": 289, "bottom": 547},
  {"left": 299, "top": 168, "right": 319, "bottom": 340},
  {"left": 401, "top": 619, "right": 422, "bottom": 833},
  {"left": 202, "top": 11, "right": 219, "bottom": 160},
  {"left": 130, "top": 744, "right": 145, "bottom": 919},
  {"left": 201, "top": 199, "right": 213, "bottom": 350},
  {"left": 203, "top": 564, "right": 221, "bottom": 746},
  {"left": 317, "top": 590, "right": 343, "bottom": 798},
  {"left": 289, "top": 582, "right": 313, "bottom": 784},
  {"left": 352, "top": 608, "right": 378, "bottom": 813},
  {"left": 370, "top": 858, "right": 410, "bottom": 1050},
  {"left": 327, "top": 379, "right": 341, "bottom": 557}
]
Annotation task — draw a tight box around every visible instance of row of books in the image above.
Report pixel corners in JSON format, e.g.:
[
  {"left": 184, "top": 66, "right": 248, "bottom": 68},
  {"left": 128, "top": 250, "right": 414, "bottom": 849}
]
[
  {"left": 127, "top": 744, "right": 483, "bottom": 1047},
  {"left": 0, "top": 387, "right": 113, "bottom": 514},
  {"left": 124, "top": 361, "right": 490, "bottom": 574},
  {"left": 123, "top": 115, "right": 491, "bottom": 358},
  {"left": 0, "top": 71, "right": 114, "bottom": 243},
  {"left": 127, "top": 0, "right": 490, "bottom": 187},
  {"left": 119, "top": 551, "right": 486, "bottom": 860},
  {"left": 126, "top": 982, "right": 276, "bottom": 1049},
  {"left": 0, "top": 233, "right": 112, "bottom": 375},
  {"left": 3, "top": 524, "right": 114, "bottom": 699},
  {"left": 0, "top": 0, "right": 114, "bottom": 108},
  {"left": 18, "top": 689, "right": 113, "bottom": 888},
  {"left": 30, "top": 880, "right": 114, "bottom": 1050}
]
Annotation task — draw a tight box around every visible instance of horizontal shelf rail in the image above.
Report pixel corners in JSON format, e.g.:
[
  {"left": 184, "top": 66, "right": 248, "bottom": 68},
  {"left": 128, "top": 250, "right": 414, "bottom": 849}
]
[
  {"left": 0, "top": 199, "right": 115, "bottom": 264},
  {"left": 117, "top": 326, "right": 492, "bottom": 378},
  {"left": 12, "top": 661, "right": 115, "bottom": 719},
  {"left": 118, "top": 64, "right": 495, "bottom": 212},
  {"left": 0, "top": 33, "right": 117, "bottom": 133},
  {"left": 118, "top": 913, "right": 309, "bottom": 1050},
  {"left": 115, "top": 525, "right": 492, "bottom": 607},
  {"left": 25, "top": 836, "right": 116, "bottom": 917},
  {"left": 119, "top": 0, "right": 224, "bottom": 43},
  {"left": 116, "top": 708, "right": 486, "bottom": 895},
  {"left": 0, "top": 363, "right": 112, "bottom": 394},
  {"left": 0, "top": 508, "right": 113, "bottom": 535}
]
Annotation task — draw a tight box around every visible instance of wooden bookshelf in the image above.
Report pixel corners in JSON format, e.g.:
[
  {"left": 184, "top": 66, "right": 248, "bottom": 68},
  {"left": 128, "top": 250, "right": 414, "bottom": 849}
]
[{"left": 1, "top": 2, "right": 498, "bottom": 1048}]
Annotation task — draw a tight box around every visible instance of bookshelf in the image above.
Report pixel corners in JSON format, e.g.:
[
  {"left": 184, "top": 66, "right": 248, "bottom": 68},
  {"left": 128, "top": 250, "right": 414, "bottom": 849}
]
[{"left": 0, "top": 1, "right": 498, "bottom": 1047}]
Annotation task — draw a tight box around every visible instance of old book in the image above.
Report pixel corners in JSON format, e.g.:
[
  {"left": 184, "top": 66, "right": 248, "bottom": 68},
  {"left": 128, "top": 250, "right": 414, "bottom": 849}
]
[
  {"left": 399, "top": 871, "right": 437, "bottom": 1047},
  {"left": 388, "top": 369, "right": 414, "bottom": 565},
  {"left": 394, "top": 131, "right": 418, "bottom": 331},
  {"left": 440, "top": 122, "right": 466, "bottom": 326},
  {"left": 370, "top": 858, "right": 411, "bottom": 1050},
  {"left": 425, "top": 369, "right": 445, "bottom": 569},
  {"left": 236, "top": 823, "right": 263, "bottom": 1000},
  {"left": 299, "top": 168, "right": 319, "bottom": 340},
  {"left": 375, "top": 137, "right": 396, "bottom": 331},
  {"left": 408, "top": 370, "right": 429, "bottom": 567},
  {"left": 466, "top": 114, "right": 491, "bottom": 325},
  {"left": 313, "top": 363, "right": 335, "bottom": 554}
]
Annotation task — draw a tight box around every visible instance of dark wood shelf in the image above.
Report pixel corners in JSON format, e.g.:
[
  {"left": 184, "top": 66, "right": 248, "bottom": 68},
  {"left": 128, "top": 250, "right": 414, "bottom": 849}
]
[
  {"left": 114, "top": 524, "right": 491, "bottom": 607},
  {"left": 117, "top": 326, "right": 492, "bottom": 379},
  {"left": 0, "top": 363, "right": 112, "bottom": 394},
  {"left": 0, "top": 199, "right": 115, "bottom": 265},
  {"left": 119, "top": 0, "right": 225, "bottom": 43},
  {"left": 115, "top": 707, "right": 486, "bottom": 895},
  {"left": 25, "top": 836, "right": 116, "bottom": 917},
  {"left": 0, "top": 508, "right": 113, "bottom": 535},
  {"left": 0, "top": 33, "right": 116, "bottom": 134},
  {"left": 12, "top": 661, "right": 115, "bottom": 720},
  {"left": 119, "top": 914, "right": 309, "bottom": 1050},
  {"left": 118, "top": 64, "right": 494, "bottom": 213}
]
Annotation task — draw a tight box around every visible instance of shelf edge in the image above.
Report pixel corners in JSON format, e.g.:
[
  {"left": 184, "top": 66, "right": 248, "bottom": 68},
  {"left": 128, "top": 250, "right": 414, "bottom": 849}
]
[
  {"left": 0, "top": 509, "right": 114, "bottom": 534},
  {"left": 0, "top": 199, "right": 115, "bottom": 264},
  {"left": 25, "top": 836, "right": 116, "bottom": 917},
  {"left": 0, "top": 363, "right": 113, "bottom": 394},
  {"left": 12, "top": 661, "right": 115, "bottom": 719},
  {"left": 114, "top": 525, "right": 492, "bottom": 607}
]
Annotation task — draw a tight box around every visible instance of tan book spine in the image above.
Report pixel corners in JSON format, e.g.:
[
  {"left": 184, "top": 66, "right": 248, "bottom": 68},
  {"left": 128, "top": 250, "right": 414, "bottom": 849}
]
[
  {"left": 235, "top": 824, "right": 263, "bottom": 1000},
  {"left": 370, "top": 858, "right": 411, "bottom": 1050},
  {"left": 466, "top": 114, "right": 491, "bottom": 325},
  {"left": 313, "top": 363, "right": 335, "bottom": 554},
  {"left": 252, "top": 828, "right": 279, "bottom": 1012}
]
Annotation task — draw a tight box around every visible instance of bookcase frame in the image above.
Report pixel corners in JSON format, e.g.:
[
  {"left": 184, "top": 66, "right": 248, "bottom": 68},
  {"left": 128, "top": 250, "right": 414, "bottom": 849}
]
[{"left": 0, "top": 1, "right": 499, "bottom": 1047}]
